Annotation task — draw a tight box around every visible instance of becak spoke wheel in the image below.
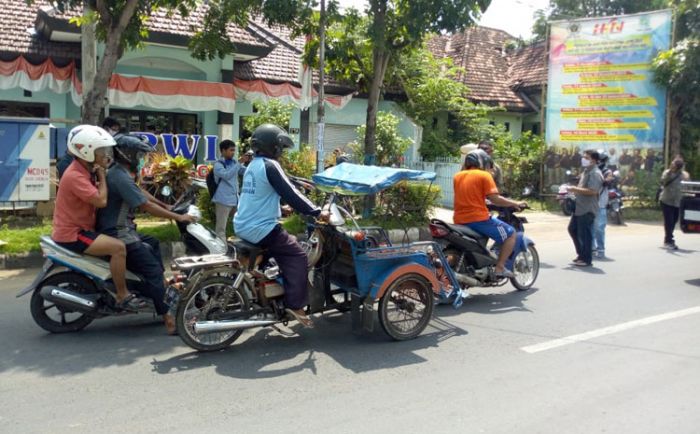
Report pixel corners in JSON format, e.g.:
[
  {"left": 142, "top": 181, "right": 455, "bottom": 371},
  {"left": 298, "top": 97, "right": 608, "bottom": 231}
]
[{"left": 378, "top": 274, "right": 434, "bottom": 341}]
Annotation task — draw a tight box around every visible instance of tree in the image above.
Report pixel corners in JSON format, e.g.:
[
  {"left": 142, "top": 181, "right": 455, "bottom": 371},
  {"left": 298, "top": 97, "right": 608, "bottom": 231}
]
[
  {"left": 531, "top": 0, "right": 665, "bottom": 40},
  {"left": 48, "top": 0, "right": 197, "bottom": 124},
  {"left": 393, "top": 48, "right": 495, "bottom": 159},
  {"left": 307, "top": 1, "right": 490, "bottom": 165},
  {"left": 652, "top": 0, "right": 700, "bottom": 171}
]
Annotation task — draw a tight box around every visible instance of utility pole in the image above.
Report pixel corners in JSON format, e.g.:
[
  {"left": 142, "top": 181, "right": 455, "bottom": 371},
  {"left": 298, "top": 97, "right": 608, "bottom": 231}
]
[
  {"left": 81, "top": 0, "right": 97, "bottom": 119},
  {"left": 316, "top": 0, "right": 326, "bottom": 173}
]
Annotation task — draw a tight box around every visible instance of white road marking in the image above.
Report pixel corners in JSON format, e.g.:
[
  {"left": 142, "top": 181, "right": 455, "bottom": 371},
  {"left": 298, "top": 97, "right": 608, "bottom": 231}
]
[{"left": 521, "top": 306, "right": 700, "bottom": 353}]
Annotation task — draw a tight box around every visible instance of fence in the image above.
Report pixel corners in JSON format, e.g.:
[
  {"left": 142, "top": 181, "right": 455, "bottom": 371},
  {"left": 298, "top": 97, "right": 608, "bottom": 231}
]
[{"left": 406, "top": 158, "right": 461, "bottom": 208}]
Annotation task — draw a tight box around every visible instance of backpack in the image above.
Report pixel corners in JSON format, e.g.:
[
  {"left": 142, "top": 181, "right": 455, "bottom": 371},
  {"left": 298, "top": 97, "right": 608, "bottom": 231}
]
[{"left": 206, "top": 161, "right": 221, "bottom": 198}]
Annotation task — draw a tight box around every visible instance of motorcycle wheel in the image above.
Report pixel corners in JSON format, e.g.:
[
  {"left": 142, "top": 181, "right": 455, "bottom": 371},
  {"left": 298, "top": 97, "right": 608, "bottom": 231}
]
[
  {"left": 176, "top": 276, "right": 251, "bottom": 352},
  {"left": 510, "top": 245, "right": 540, "bottom": 291},
  {"left": 378, "top": 274, "right": 434, "bottom": 341},
  {"left": 609, "top": 209, "right": 623, "bottom": 225},
  {"left": 561, "top": 200, "right": 574, "bottom": 216},
  {"left": 30, "top": 272, "right": 97, "bottom": 333}
]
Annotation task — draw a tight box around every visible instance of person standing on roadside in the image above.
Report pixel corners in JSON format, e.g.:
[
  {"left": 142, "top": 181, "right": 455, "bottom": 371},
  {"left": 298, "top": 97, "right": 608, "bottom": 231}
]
[
  {"left": 212, "top": 140, "right": 249, "bottom": 241},
  {"left": 593, "top": 151, "right": 614, "bottom": 259},
  {"left": 567, "top": 149, "right": 604, "bottom": 267},
  {"left": 660, "top": 155, "right": 690, "bottom": 250}
]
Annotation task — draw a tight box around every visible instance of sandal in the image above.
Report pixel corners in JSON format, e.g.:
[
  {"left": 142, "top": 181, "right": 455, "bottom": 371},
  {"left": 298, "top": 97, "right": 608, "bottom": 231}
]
[
  {"left": 285, "top": 308, "right": 315, "bottom": 328},
  {"left": 116, "top": 293, "right": 147, "bottom": 311}
]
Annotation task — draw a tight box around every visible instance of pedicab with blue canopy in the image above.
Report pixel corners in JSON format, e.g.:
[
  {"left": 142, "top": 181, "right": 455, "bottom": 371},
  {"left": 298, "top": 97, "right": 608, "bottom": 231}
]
[{"left": 303, "top": 163, "right": 465, "bottom": 340}]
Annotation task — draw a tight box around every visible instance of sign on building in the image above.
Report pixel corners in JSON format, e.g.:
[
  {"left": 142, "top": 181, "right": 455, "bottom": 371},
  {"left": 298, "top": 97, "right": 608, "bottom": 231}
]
[
  {"left": 544, "top": 10, "right": 673, "bottom": 190},
  {"left": 0, "top": 117, "right": 51, "bottom": 201}
]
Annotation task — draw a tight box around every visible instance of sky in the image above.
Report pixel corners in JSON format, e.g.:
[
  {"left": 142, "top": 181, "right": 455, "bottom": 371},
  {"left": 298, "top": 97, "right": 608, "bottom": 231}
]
[{"left": 335, "top": 0, "right": 551, "bottom": 39}]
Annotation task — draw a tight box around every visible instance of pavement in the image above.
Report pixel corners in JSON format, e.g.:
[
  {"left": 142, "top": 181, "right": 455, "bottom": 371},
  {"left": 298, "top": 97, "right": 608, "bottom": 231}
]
[{"left": 1, "top": 214, "right": 699, "bottom": 433}]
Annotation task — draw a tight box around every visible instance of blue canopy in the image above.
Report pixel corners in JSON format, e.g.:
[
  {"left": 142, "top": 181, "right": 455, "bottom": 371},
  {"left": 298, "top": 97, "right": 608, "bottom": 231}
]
[{"left": 311, "top": 163, "right": 436, "bottom": 195}]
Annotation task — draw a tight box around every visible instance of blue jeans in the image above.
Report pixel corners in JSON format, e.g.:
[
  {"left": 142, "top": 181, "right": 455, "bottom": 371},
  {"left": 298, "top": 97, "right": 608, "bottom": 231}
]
[
  {"left": 568, "top": 212, "right": 596, "bottom": 264},
  {"left": 593, "top": 207, "right": 607, "bottom": 253}
]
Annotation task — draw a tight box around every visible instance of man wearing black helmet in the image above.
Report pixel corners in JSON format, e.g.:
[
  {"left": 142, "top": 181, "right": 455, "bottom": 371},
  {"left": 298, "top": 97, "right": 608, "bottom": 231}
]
[
  {"left": 234, "top": 124, "right": 328, "bottom": 328},
  {"left": 96, "top": 134, "right": 196, "bottom": 334},
  {"left": 454, "top": 149, "right": 527, "bottom": 278}
]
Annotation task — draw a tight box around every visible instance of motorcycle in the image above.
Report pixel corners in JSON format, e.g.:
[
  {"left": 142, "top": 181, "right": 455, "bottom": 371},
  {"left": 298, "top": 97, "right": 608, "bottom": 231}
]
[
  {"left": 15, "top": 184, "right": 222, "bottom": 334},
  {"left": 163, "top": 179, "right": 228, "bottom": 256},
  {"left": 606, "top": 170, "right": 624, "bottom": 225},
  {"left": 557, "top": 170, "right": 578, "bottom": 216},
  {"left": 428, "top": 208, "right": 539, "bottom": 292}
]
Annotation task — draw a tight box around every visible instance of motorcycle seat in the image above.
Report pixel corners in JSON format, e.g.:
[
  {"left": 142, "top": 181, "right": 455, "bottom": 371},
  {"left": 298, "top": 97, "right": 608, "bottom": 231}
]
[
  {"left": 40, "top": 235, "right": 81, "bottom": 258},
  {"left": 446, "top": 223, "right": 489, "bottom": 243},
  {"left": 232, "top": 239, "right": 266, "bottom": 260}
]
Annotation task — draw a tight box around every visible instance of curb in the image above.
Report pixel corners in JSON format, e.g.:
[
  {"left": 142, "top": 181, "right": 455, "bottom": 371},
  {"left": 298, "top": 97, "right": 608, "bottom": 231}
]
[{"left": 0, "top": 241, "right": 188, "bottom": 270}]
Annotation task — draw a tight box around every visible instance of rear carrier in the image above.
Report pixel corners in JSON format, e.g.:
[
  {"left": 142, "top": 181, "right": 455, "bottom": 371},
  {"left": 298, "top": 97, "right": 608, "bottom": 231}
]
[{"left": 680, "top": 181, "right": 700, "bottom": 234}]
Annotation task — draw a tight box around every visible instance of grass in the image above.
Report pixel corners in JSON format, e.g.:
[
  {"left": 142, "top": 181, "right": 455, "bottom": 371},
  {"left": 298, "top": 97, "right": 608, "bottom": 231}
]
[
  {"left": 0, "top": 222, "right": 52, "bottom": 254},
  {"left": 0, "top": 218, "right": 181, "bottom": 255}
]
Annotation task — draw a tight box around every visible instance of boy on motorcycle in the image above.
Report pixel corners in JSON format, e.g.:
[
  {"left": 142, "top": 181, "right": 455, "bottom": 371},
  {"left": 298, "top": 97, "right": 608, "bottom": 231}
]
[
  {"left": 95, "top": 134, "right": 196, "bottom": 334},
  {"left": 453, "top": 149, "right": 527, "bottom": 278},
  {"left": 52, "top": 125, "right": 141, "bottom": 310},
  {"left": 234, "top": 124, "right": 329, "bottom": 328}
]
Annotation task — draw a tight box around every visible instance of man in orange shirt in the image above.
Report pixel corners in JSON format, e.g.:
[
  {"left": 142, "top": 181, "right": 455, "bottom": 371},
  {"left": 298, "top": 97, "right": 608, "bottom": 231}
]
[{"left": 453, "top": 149, "right": 527, "bottom": 277}]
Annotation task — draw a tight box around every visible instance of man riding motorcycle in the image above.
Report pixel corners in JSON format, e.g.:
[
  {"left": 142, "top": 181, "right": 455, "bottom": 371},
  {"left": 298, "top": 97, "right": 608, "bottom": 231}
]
[
  {"left": 96, "top": 134, "right": 196, "bottom": 334},
  {"left": 453, "top": 149, "right": 527, "bottom": 278},
  {"left": 234, "top": 124, "right": 329, "bottom": 328}
]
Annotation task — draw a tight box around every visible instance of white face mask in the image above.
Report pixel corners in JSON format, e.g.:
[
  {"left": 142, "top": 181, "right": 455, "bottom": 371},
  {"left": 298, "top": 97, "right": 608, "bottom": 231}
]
[{"left": 581, "top": 157, "right": 591, "bottom": 168}]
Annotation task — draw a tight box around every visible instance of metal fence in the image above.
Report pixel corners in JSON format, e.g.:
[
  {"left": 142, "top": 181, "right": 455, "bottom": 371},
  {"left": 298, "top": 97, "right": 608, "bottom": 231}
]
[{"left": 406, "top": 158, "right": 461, "bottom": 208}]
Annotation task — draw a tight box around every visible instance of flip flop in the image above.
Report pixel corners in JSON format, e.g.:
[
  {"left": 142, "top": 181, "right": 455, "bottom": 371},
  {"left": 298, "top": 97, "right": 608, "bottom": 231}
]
[
  {"left": 285, "top": 308, "right": 315, "bottom": 328},
  {"left": 116, "top": 293, "right": 147, "bottom": 311}
]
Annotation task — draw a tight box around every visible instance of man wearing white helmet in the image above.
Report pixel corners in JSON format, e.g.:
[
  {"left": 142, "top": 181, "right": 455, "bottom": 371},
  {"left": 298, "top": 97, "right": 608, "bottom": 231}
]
[{"left": 52, "top": 125, "right": 143, "bottom": 310}]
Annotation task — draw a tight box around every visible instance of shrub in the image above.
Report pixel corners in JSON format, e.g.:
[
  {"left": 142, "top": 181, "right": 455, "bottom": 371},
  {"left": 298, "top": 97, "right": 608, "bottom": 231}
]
[
  {"left": 374, "top": 181, "right": 442, "bottom": 225},
  {"left": 280, "top": 143, "right": 316, "bottom": 179},
  {"left": 491, "top": 130, "right": 545, "bottom": 197}
]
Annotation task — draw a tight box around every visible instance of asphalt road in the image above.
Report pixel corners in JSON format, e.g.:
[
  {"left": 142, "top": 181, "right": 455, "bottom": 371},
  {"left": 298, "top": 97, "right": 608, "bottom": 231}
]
[{"left": 1, "top": 214, "right": 699, "bottom": 434}]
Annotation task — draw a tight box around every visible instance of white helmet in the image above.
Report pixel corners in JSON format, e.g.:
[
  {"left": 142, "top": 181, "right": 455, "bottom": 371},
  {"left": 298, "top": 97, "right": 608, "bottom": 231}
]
[{"left": 67, "top": 125, "right": 116, "bottom": 163}]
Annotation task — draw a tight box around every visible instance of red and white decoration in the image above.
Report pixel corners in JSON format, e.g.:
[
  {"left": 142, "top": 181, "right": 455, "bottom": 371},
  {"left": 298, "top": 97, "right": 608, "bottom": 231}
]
[
  {"left": 0, "top": 56, "right": 352, "bottom": 114},
  {"left": 0, "top": 57, "right": 81, "bottom": 106}
]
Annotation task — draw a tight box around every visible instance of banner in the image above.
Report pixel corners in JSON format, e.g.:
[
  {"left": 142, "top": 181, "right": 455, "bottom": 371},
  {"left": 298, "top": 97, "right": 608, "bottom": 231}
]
[
  {"left": 544, "top": 10, "right": 672, "bottom": 190},
  {"left": 0, "top": 118, "right": 51, "bottom": 201}
]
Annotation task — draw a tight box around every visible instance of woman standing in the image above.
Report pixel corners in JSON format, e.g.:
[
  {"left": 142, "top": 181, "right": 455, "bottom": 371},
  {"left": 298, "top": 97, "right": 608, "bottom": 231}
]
[{"left": 659, "top": 155, "right": 690, "bottom": 250}]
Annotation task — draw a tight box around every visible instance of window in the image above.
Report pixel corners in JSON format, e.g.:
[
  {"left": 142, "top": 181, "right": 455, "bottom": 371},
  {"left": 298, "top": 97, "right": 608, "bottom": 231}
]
[
  {"left": 504, "top": 122, "right": 510, "bottom": 132},
  {"left": 0, "top": 100, "right": 49, "bottom": 118},
  {"left": 110, "top": 109, "right": 198, "bottom": 135}
]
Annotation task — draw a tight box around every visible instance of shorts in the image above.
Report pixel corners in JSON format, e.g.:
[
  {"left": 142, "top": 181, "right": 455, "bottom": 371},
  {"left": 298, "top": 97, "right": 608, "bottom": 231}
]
[
  {"left": 465, "top": 216, "right": 515, "bottom": 244},
  {"left": 54, "top": 230, "right": 99, "bottom": 254}
]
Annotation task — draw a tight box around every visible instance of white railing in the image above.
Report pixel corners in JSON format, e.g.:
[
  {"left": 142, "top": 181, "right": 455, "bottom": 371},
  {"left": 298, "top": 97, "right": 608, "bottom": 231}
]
[{"left": 406, "top": 158, "right": 461, "bottom": 208}]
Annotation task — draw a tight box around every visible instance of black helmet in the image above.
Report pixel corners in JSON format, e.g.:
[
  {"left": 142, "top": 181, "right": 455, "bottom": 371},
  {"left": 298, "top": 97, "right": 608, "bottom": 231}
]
[
  {"left": 251, "top": 124, "right": 294, "bottom": 159},
  {"left": 464, "top": 149, "right": 492, "bottom": 170},
  {"left": 115, "top": 134, "right": 153, "bottom": 173},
  {"left": 597, "top": 150, "right": 609, "bottom": 170}
]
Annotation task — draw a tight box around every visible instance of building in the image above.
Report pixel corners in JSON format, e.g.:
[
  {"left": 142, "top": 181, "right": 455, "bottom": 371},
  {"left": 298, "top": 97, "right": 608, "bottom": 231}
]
[
  {"left": 427, "top": 27, "right": 547, "bottom": 139},
  {"left": 0, "top": 1, "right": 546, "bottom": 163}
]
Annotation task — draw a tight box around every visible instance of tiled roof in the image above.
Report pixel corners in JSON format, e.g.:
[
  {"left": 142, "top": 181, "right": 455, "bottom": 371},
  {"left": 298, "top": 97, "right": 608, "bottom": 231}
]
[
  {"left": 508, "top": 42, "right": 547, "bottom": 90},
  {"left": 0, "top": 0, "right": 269, "bottom": 61},
  {"left": 428, "top": 26, "right": 547, "bottom": 111},
  {"left": 0, "top": 0, "right": 80, "bottom": 60},
  {"left": 234, "top": 19, "right": 350, "bottom": 89}
]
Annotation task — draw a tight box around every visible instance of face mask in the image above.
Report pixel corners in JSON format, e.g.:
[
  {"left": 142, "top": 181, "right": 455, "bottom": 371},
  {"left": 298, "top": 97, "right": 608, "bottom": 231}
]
[{"left": 581, "top": 158, "right": 591, "bottom": 168}]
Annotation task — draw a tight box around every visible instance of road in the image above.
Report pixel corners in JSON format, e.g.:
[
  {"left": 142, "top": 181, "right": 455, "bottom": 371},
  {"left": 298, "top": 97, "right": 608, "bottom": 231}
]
[{"left": 1, "top": 213, "right": 699, "bottom": 434}]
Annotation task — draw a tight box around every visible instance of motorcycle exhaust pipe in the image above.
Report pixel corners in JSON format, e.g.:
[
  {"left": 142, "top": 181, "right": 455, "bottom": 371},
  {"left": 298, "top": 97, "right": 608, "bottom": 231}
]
[
  {"left": 39, "top": 286, "right": 98, "bottom": 313},
  {"left": 194, "top": 319, "right": 277, "bottom": 334},
  {"left": 455, "top": 273, "right": 480, "bottom": 288}
]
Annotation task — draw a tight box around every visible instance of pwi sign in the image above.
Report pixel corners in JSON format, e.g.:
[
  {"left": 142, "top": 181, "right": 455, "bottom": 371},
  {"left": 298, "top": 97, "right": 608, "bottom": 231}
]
[{"left": 135, "top": 132, "right": 221, "bottom": 161}]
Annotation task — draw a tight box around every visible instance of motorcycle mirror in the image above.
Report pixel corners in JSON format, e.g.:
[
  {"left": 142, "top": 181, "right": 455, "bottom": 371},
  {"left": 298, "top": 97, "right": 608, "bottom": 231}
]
[
  {"left": 161, "top": 185, "right": 172, "bottom": 197},
  {"left": 522, "top": 186, "right": 532, "bottom": 197}
]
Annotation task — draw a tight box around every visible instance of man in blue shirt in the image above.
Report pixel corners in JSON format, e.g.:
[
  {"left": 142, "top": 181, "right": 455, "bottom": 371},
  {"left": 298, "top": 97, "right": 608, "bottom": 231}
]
[
  {"left": 234, "top": 124, "right": 328, "bottom": 328},
  {"left": 96, "top": 134, "right": 195, "bottom": 334},
  {"left": 212, "top": 139, "right": 249, "bottom": 240}
]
